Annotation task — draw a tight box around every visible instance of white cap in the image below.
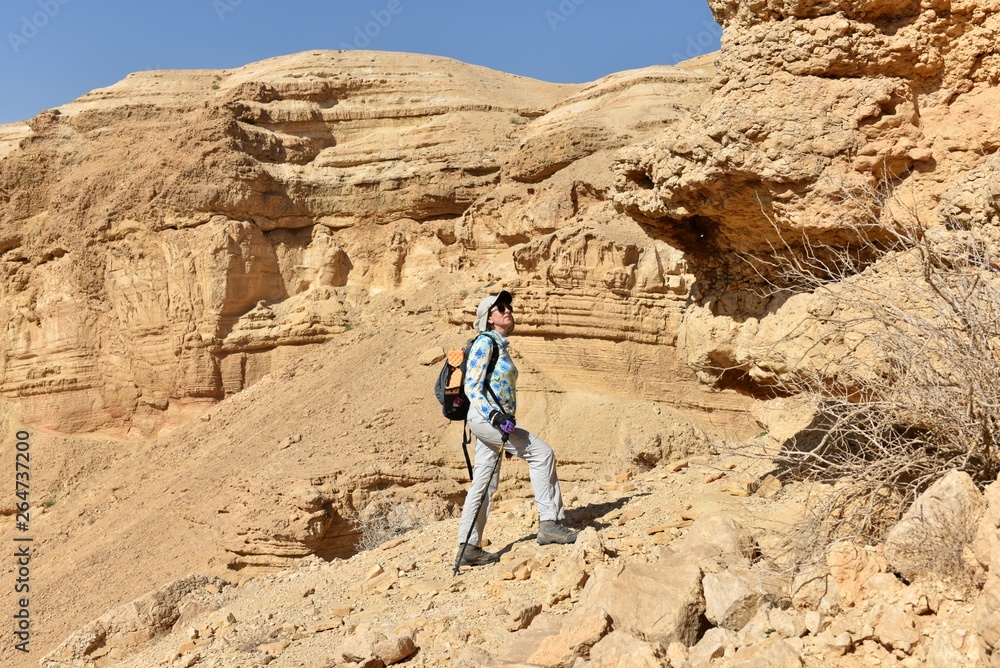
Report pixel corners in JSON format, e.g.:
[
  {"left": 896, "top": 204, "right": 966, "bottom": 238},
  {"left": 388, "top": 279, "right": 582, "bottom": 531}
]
[{"left": 473, "top": 290, "right": 512, "bottom": 332}]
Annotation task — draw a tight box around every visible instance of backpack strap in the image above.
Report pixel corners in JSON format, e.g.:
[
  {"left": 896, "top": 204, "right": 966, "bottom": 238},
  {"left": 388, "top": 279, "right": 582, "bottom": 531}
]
[
  {"left": 461, "top": 421, "right": 474, "bottom": 480},
  {"left": 482, "top": 336, "right": 502, "bottom": 410}
]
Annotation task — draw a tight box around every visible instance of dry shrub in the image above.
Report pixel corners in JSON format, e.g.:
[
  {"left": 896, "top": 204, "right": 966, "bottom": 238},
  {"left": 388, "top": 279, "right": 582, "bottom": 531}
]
[
  {"left": 745, "top": 176, "right": 1000, "bottom": 554},
  {"left": 351, "top": 492, "right": 425, "bottom": 552}
]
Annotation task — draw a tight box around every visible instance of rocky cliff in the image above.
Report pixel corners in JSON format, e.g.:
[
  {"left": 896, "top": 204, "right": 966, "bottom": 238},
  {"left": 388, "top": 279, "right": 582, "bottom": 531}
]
[
  {"left": 613, "top": 0, "right": 1000, "bottom": 388},
  {"left": 0, "top": 50, "right": 731, "bottom": 438}
]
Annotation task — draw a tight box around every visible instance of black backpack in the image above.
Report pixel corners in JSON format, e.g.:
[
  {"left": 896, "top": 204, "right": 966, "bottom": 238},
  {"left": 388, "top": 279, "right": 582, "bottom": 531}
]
[{"left": 434, "top": 334, "right": 500, "bottom": 478}]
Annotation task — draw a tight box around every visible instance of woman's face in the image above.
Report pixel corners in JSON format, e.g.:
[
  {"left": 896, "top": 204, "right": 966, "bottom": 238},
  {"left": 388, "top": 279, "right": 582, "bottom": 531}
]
[{"left": 488, "top": 302, "right": 514, "bottom": 333}]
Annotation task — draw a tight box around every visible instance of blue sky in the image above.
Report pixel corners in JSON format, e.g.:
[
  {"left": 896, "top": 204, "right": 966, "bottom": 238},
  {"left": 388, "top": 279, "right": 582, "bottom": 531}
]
[{"left": 0, "top": 0, "right": 721, "bottom": 125}]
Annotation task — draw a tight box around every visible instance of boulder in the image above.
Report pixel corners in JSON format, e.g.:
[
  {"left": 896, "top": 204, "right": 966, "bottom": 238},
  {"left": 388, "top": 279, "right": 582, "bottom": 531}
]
[
  {"left": 667, "top": 514, "right": 756, "bottom": 568},
  {"left": 340, "top": 628, "right": 417, "bottom": 666},
  {"left": 587, "top": 630, "right": 666, "bottom": 668},
  {"left": 703, "top": 569, "right": 764, "bottom": 631},
  {"left": 884, "top": 471, "right": 984, "bottom": 584},
  {"left": 577, "top": 551, "right": 704, "bottom": 646},
  {"left": 526, "top": 606, "right": 611, "bottom": 668},
  {"left": 873, "top": 606, "right": 921, "bottom": 654},
  {"left": 717, "top": 638, "right": 803, "bottom": 668}
]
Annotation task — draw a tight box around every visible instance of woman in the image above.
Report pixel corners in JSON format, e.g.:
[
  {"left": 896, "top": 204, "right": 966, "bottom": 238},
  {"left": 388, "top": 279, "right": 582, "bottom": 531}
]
[{"left": 456, "top": 290, "right": 577, "bottom": 568}]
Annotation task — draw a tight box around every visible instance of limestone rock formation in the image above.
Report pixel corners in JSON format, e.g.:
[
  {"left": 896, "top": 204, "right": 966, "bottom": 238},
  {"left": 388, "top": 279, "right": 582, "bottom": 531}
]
[
  {"left": 0, "top": 52, "right": 572, "bottom": 436},
  {"left": 0, "top": 49, "right": 747, "bottom": 441},
  {"left": 611, "top": 0, "right": 1000, "bottom": 390}
]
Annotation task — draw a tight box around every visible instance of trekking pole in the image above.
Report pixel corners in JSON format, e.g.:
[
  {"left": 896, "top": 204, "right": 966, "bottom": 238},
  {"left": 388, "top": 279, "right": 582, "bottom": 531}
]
[{"left": 453, "top": 432, "right": 508, "bottom": 577}]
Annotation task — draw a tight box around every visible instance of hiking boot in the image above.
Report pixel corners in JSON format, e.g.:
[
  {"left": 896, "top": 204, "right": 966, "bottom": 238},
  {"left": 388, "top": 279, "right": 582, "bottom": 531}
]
[
  {"left": 457, "top": 543, "right": 500, "bottom": 567},
  {"left": 537, "top": 520, "right": 578, "bottom": 545}
]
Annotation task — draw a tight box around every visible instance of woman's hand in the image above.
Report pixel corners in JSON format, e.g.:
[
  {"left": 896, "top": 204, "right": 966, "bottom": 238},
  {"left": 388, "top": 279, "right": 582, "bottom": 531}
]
[{"left": 489, "top": 410, "right": 516, "bottom": 435}]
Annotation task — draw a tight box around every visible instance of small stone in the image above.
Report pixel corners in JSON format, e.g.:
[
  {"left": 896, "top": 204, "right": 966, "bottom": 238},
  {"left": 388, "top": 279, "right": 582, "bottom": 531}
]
[
  {"left": 666, "top": 459, "right": 689, "bottom": 472},
  {"left": 756, "top": 474, "right": 782, "bottom": 498},
  {"left": 526, "top": 607, "right": 611, "bottom": 666},
  {"left": 725, "top": 478, "right": 758, "bottom": 497},
  {"left": 805, "top": 610, "right": 823, "bottom": 636},
  {"left": 366, "top": 564, "right": 385, "bottom": 580},
  {"left": 176, "top": 654, "right": 201, "bottom": 668},
  {"left": 508, "top": 603, "right": 542, "bottom": 632},
  {"left": 418, "top": 347, "right": 446, "bottom": 366},
  {"left": 502, "top": 559, "right": 529, "bottom": 581},
  {"left": 818, "top": 631, "right": 853, "bottom": 658},
  {"left": 689, "top": 627, "right": 733, "bottom": 665},
  {"left": 666, "top": 640, "right": 689, "bottom": 665},
  {"left": 874, "top": 607, "right": 920, "bottom": 653},
  {"left": 258, "top": 639, "right": 290, "bottom": 655},
  {"left": 313, "top": 619, "right": 343, "bottom": 633},
  {"left": 621, "top": 507, "right": 645, "bottom": 523},
  {"left": 768, "top": 607, "right": 807, "bottom": 638}
]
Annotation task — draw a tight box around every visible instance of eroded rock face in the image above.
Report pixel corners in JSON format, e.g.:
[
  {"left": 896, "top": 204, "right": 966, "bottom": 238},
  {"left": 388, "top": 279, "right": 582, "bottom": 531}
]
[
  {"left": 614, "top": 0, "right": 1000, "bottom": 253},
  {"left": 42, "top": 574, "right": 229, "bottom": 667},
  {"left": 0, "top": 51, "right": 727, "bottom": 437},
  {"left": 610, "top": 0, "right": 1000, "bottom": 390}
]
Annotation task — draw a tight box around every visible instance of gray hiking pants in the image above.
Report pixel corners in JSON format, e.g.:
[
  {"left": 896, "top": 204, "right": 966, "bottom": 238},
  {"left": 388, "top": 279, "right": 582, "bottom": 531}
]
[{"left": 456, "top": 410, "right": 566, "bottom": 547}]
